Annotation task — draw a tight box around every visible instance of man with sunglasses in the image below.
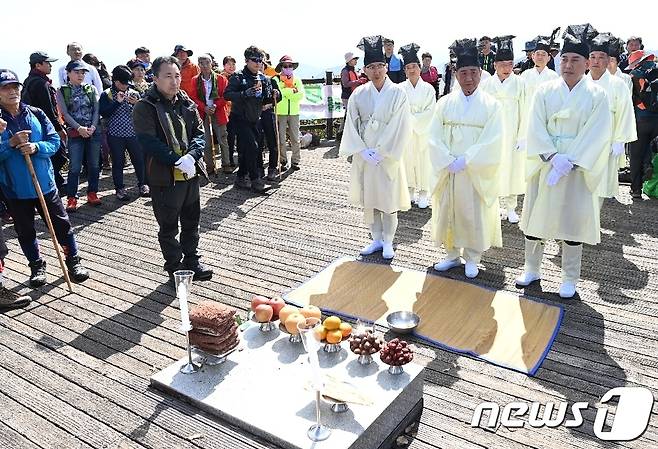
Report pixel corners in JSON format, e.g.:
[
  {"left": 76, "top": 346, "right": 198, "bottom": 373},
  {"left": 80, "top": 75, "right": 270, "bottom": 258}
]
[
  {"left": 224, "top": 46, "right": 279, "bottom": 193},
  {"left": 22, "top": 51, "right": 68, "bottom": 193},
  {"left": 339, "top": 35, "right": 412, "bottom": 260}
]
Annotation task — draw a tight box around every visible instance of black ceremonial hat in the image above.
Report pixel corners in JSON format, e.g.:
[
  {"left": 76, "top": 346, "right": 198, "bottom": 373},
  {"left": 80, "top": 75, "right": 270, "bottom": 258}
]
[
  {"left": 450, "top": 38, "right": 479, "bottom": 69},
  {"left": 494, "top": 35, "right": 515, "bottom": 61},
  {"left": 562, "top": 24, "right": 598, "bottom": 58},
  {"left": 399, "top": 43, "right": 421, "bottom": 66},
  {"left": 357, "top": 35, "right": 386, "bottom": 66}
]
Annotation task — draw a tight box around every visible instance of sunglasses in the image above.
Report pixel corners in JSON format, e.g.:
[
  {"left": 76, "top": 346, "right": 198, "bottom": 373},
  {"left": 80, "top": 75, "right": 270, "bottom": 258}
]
[
  {"left": 282, "top": 64, "right": 294, "bottom": 68},
  {"left": 249, "top": 57, "right": 263, "bottom": 63}
]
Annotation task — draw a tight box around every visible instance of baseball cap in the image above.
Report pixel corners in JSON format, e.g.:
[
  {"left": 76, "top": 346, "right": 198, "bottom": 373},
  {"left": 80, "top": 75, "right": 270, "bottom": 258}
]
[
  {"left": 29, "top": 51, "right": 58, "bottom": 65},
  {"left": 172, "top": 45, "right": 193, "bottom": 57},
  {"left": 66, "top": 60, "right": 89, "bottom": 72},
  {"left": 0, "top": 69, "right": 22, "bottom": 87}
]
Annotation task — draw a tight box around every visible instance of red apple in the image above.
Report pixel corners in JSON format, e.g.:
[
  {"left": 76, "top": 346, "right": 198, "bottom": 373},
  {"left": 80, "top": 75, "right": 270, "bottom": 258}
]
[
  {"left": 254, "top": 304, "right": 274, "bottom": 323},
  {"left": 251, "top": 295, "right": 270, "bottom": 312},
  {"left": 269, "top": 297, "right": 286, "bottom": 320}
]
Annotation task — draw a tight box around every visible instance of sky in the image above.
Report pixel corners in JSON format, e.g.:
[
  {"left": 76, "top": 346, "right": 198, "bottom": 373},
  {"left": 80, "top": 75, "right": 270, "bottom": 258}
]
[{"left": 3, "top": 0, "right": 656, "bottom": 84}]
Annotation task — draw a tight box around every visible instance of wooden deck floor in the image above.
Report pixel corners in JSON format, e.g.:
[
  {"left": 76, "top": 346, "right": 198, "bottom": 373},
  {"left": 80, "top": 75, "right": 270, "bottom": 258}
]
[{"left": 0, "top": 143, "right": 656, "bottom": 449}]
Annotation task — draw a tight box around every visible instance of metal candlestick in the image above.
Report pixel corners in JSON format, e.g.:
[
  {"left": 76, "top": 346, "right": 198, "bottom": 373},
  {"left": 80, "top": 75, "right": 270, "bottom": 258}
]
[
  {"left": 180, "top": 329, "right": 200, "bottom": 374},
  {"left": 174, "top": 270, "right": 199, "bottom": 375},
  {"left": 307, "top": 390, "right": 331, "bottom": 441},
  {"left": 298, "top": 318, "right": 331, "bottom": 442}
]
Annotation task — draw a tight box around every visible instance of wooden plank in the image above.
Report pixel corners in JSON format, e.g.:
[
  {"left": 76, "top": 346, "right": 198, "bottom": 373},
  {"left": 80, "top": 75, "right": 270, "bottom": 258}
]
[
  {"left": 0, "top": 387, "right": 98, "bottom": 449},
  {"left": 0, "top": 422, "right": 43, "bottom": 449}
]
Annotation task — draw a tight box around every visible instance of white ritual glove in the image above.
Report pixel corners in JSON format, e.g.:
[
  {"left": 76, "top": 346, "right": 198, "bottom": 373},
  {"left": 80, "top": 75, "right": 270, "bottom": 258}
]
[
  {"left": 447, "top": 156, "right": 466, "bottom": 174},
  {"left": 546, "top": 167, "right": 566, "bottom": 186},
  {"left": 611, "top": 142, "right": 625, "bottom": 156},
  {"left": 370, "top": 149, "right": 384, "bottom": 164},
  {"left": 550, "top": 153, "right": 574, "bottom": 176},
  {"left": 175, "top": 154, "right": 197, "bottom": 177},
  {"left": 359, "top": 148, "right": 379, "bottom": 166}
]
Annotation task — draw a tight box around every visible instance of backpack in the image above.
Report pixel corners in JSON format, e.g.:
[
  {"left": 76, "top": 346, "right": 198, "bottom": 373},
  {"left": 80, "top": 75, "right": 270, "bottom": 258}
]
[
  {"left": 59, "top": 83, "right": 96, "bottom": 109},
  {"left": 20, "top": 75, "right": 40, "bottom": 106},
  {"left": 639, "top": 68, "right": 658, "bottom": 113}
]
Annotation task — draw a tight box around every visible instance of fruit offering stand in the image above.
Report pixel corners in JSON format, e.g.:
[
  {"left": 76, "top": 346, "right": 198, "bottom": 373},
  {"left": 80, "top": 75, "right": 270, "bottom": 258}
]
[{"left": 150, "top": 317, "right": 424, "bottom": 449}]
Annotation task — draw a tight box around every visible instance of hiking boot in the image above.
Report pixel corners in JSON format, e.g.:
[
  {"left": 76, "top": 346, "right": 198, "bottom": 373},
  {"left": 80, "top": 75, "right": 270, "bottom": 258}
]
[
  {"left": 0, "top": 210, "right": 13, "bottom": 224},
  {"left": 251, "top": 178, "right": 266, "bottom": 193},
  {"left": 291, "top": 163, "right": 300, "bottom": 171},
  {"left": 66, "top": 197, "right": 78, "bottom": 212},
  {"left": 0, "top": 286, "right": 31, "bottom": 311},
  {"left": 87, "top": 192, "right": 101, "bottom": 206},
  {"left": 116, "top": 188, "right": 129, "bottom": 201},
  {"left": 28, "top": 259, "right": 47, "bottom": 288},
  {"left": 139, "top": 185, "right": 150, "bottom": 197},
  {"left": 66, "top": 255, "right": 89, "bottom": 283},
  {"left": 185, "top": 263, "right": 213, "bottom": 281},
  {"left": 266, "top": 168, "right": 278, "bottom": 181},
  {"left": 643, "top": 165, "right": 653, "bottom": 182},
  {"left": 234, "top": 176, "right": 251, "bottom": 190}
]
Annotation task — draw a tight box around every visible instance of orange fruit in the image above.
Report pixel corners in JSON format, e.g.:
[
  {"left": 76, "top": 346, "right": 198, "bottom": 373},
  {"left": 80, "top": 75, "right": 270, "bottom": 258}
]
[
  {"left": 300, "top": 305, "right": 322, "bottom": 320},
  {"left": 339, "top": 322, "right": 352, "bottom": 338},
  {"left": 284, "top": 313, "right": 306, "bottom": 335},
  {"left": 326, "top": 329, "right": 343, "bottom": 344},
  {"left": 278, "top": 305, "right": 299, "bottom": 325},
  {"left": 314, "top": 324, "right": 327, "bottom": 342},
  {"left": 323, "top": 316, "right": 341, "bottom": 331}
]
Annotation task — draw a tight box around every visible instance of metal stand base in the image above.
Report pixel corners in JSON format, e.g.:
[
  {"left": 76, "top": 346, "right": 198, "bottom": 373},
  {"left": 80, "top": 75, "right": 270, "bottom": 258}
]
[
  {"left": 387, "top": 365, "right": 404, "bottom": 375},
  {"left": 306, "top": 424, "right": 331, "bottom": 442},
  {"left": 323, "top": 343, "right": 341, "bottom": 353},
  {"left": 180, "top": 361, "right": 201, "bottom": 374},
  {"left": 357, "top": 354, "right": 374, "bottom": 365}
]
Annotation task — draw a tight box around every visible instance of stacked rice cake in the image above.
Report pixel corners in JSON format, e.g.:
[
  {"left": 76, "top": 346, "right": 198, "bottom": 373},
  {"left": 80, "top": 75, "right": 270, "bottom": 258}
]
[{"left": 189, "top": 301, "right": 240, "bottom": 355}]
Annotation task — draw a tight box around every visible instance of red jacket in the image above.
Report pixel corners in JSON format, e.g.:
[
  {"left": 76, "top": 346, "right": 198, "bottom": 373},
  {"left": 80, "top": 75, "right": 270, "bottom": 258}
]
[
  {"left": 180, "top": 59, "right": 200, "bottom": 98},
  {"left": 189, "top": 73, "right": 229, "bottom": 125}
]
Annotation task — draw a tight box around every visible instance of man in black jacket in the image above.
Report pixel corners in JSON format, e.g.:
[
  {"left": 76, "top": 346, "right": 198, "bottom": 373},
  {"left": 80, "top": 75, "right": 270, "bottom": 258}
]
[
  {"left": 21, "top": 51, "right": 68, "bottom": 192},
  {"left": 133, "top": 56, "right": 212, "bottom": 284},
  {"left": 224, "top": 46, "right": 278, "bottom": 193}
]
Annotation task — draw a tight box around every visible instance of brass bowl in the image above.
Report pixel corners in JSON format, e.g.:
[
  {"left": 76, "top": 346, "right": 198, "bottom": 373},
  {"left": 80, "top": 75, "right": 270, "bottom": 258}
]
[{"left": 385, "top": 311, "right": 420, "bottom": 334}]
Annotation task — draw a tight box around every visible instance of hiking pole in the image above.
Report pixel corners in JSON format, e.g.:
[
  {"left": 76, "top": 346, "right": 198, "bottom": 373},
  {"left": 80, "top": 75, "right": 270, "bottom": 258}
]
[
  {"left": 206, "top": 113, "right": 217, "bottom": 175},
  {"left": 273, "top": 98, "right": 282, "bottom": 180},
  {"left": 23, "top": 153, "right": 73, "bottom": 292}
]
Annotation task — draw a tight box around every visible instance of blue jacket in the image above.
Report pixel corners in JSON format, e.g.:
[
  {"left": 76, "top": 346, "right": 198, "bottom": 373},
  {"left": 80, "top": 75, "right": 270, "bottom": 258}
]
[{"left": 0, "top": 104, "right": 60, "bottom": 199}]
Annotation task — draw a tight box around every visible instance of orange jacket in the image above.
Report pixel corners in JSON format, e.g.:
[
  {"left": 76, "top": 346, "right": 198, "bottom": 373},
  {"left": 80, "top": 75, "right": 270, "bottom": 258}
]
[
  {"left": 180, "top": 59, "right": 200, "bottom": 98},
  {"left": 189, "top": 73, "right": 229, "bottom": 125}
]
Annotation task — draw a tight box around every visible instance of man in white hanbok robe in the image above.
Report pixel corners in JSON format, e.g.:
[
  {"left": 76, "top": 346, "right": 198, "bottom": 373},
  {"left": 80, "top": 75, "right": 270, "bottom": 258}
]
[
  {"left": 481, "top": 41, "right": 527, "bottom": 224},
  {"left": 609, "top": 60, "right": 633, "bottom": 92},
  {"left": 339, "top": 35, "right": 412, "bottom": 260},
  {"left": 399, "top": 44, "right": 437, "bottom": 209},
  {"left": 517, "top": 32, "right": 612, "bottom": 299},
  {"left": 587, "top": 36, "right": 637, "bottom": 201},
  {"left": 521, "top": 41, "right": 559, "bottom": 108},
  {"left": 428, "top": 39, "right": 504, "bottom": 279}
]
